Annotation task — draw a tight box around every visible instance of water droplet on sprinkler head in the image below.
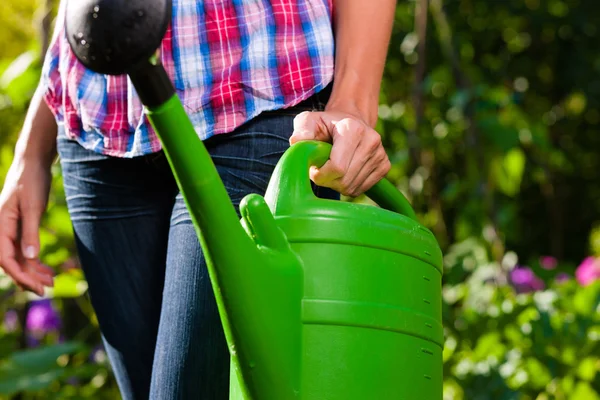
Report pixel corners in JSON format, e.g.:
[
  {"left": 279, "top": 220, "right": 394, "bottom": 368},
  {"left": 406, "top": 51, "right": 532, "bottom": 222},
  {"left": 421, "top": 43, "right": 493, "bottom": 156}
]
[{"left": 93, "top": 5, "right": 100, "bottom": 12}]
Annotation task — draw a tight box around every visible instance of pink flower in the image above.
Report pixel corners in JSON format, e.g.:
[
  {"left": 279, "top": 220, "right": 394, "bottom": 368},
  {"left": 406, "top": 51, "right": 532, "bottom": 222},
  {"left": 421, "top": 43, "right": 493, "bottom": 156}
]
[
  {"left": 540, "top": 256, "right": 558, "bottom": 270},
  {"left": 575, "top": 257, "right": 600, "bottom": 286}
]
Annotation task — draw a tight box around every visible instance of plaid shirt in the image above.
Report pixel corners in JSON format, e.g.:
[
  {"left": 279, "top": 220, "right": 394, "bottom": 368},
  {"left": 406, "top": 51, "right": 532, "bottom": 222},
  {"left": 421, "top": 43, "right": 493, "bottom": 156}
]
[{"left": 42, "top": 0, "right": 335, "bottom": 158}]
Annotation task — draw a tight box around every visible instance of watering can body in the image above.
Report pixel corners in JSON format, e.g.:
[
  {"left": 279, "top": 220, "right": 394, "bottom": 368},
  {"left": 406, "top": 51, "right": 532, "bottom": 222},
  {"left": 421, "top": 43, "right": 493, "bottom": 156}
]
[
  {"left": 229, "top": 142, "right": 444, "bottom": 400},
  {"left": 62, "top": 1, "right": 444, "bottom": 398}
]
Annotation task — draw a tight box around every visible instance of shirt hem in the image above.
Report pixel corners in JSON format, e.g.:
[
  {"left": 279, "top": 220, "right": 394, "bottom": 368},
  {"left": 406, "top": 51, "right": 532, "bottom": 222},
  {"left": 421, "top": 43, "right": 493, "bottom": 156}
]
[{"left": 60, "top": 76, "right": 334, "bottom": 159}]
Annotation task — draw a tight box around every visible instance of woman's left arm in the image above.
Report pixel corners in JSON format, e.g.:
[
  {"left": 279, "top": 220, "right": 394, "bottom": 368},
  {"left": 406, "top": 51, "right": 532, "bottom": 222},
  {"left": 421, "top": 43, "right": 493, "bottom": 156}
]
[{"left": 290, "top": 0, "right": 397, "bottom": 197}]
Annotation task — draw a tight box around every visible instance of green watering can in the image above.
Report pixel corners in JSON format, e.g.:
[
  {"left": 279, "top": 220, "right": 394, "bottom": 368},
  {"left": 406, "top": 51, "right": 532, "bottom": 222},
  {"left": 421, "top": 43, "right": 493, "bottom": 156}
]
[{"left": 64, "top": 1, "right": 444, "bottom": 399}]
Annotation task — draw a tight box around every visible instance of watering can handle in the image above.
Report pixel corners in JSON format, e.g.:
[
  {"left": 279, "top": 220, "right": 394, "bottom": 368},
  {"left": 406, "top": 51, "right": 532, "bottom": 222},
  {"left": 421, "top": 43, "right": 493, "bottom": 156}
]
[{"left": 266, "top": 140, "right": 418, "bottom": 221}]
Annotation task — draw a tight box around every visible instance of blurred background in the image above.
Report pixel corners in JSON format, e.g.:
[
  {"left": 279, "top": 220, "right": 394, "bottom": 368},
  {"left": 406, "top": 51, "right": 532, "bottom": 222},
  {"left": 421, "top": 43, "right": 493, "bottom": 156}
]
[{"left": 1, "top": 0, "right": 600, "bottom": 399}]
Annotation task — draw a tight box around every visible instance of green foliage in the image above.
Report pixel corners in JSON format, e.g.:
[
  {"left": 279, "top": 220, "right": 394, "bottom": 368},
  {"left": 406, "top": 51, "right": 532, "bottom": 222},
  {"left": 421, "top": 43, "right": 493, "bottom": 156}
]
[
  {"left": 0, "top": 340, "right": 119, "bottom": 399},
  {"left": 1, "top": 51, "right": 40, "bottom": 109},
  {"left": 443, "top": 238, "right": 600, "bottom": 399},
  {"left": 0, "top": 343, "right": 83, "bottom": 394},
  {"left": 381, "top": 0, "right": 600, "bottom": 261},
  {"left": 0, "top": 0, "right": 119, "bottom": 398}
]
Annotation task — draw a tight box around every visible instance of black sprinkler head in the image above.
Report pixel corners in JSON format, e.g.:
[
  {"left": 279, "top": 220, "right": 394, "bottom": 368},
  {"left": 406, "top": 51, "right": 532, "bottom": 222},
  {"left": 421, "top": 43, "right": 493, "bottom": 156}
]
[{"left": 65, "top": 0, "right": 171, "bottom": 75}]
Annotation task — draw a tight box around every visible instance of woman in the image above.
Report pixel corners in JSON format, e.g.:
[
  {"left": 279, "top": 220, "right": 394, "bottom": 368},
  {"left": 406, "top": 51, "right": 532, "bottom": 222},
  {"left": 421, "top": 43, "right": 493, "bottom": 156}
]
[{"left": 0, "top": 0, "right": 396, "bottom": 398}]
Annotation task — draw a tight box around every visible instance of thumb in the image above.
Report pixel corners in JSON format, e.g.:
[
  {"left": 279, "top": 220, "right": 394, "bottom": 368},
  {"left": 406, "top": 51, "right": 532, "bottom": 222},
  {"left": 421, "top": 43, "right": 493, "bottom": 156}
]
[
  {"left": 290, "top": 111, "right": 332, "bottom": 145},
  {"left": 20, "top": 206, "right": 42, "bottom": 260}
]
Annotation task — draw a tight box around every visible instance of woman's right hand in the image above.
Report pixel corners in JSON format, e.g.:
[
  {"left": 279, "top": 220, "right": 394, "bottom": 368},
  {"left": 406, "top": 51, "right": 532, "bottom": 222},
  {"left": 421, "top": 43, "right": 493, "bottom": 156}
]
[{"left": 0, "top": 156, "right": 55, "bottom": 296}]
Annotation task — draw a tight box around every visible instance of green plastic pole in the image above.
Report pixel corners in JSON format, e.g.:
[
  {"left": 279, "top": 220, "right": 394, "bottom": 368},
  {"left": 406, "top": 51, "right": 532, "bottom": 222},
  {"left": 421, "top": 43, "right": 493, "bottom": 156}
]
[{"left": 145, "top": 95, "right": 304, "bottom": 400}]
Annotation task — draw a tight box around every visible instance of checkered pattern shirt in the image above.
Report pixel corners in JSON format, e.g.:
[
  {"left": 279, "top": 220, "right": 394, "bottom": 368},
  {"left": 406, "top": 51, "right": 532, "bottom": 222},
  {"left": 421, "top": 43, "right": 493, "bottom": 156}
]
[{"left": 41, "top": 0, "right": 335, "bottom": 157}]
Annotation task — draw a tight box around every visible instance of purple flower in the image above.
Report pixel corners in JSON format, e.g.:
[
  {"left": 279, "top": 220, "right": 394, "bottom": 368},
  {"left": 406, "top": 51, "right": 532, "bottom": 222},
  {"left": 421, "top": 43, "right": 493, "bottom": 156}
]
[
  {"left": 555, "top": 273, "right": 571, "bottom": 283},
  {"left": 26, "top": 336, "right": 40, "bottom": 348},
  {"left": 540, "top": 256, "right": 558, "bottom": 270},
  {"left": 3, "top": 310, "right": 18, "bottom": 332},
  {"left": 510, "top": 266, "right": 545, "bottom": 293},
  {"left": 576, "top": 257, "right": 600, "bottom": 286},
  {"left": 66, "top": 377, "right": 80, "bottom": 387},
  {"left": 26, "top": 299, "right": 61, "bottom": 338}
]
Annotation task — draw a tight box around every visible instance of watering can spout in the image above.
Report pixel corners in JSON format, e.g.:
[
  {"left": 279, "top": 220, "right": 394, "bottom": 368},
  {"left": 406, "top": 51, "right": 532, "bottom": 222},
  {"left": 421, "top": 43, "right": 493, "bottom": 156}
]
[
  {"left": 64, "top": 0, "right": 303, "bottom": 398},
  {"left": 147, "top": 99, "right": 304, "bottom": 398}
]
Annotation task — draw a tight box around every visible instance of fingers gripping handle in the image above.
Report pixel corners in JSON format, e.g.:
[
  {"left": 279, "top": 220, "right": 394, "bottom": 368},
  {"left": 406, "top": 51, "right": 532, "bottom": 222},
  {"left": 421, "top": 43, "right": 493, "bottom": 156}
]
[{"left": 265, "top": 141, "right": 418, "bottom": 221}]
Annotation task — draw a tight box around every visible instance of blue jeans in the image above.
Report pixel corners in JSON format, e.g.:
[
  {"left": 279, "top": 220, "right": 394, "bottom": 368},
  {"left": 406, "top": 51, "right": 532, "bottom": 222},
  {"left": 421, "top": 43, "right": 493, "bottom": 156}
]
[{"left": 56, "top": 93, "right": 337, "bottom": 400}]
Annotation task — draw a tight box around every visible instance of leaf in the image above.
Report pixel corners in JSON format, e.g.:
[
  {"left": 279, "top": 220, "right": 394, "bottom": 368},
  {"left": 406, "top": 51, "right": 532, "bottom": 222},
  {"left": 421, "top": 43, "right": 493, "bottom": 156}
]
[
  {"left": 524, "top": 357, "right": 552, "bottom": 389},
  {"left": 477, "top": 116, "right": 520, "bottom": 151},
  {"left": 573, "top": 282, "right": 600, "bottom": 315},
  {"left": 576, "top": 357, "right": 599, "bottom": 381},
  {"left": 450, "top": 89, "right": 471, "bottom": 110},
  {"left": 0, "top": 50, "right": 40, "bottom": 109},
  {"left": 564, "top": 91, "right": 587, "bottom": 116},
  {"left": 44, "top": 204, "right": 75, "bottom": 237},
  {"left": 568, "top": 381, "right": 600, "bottom": 400},
  {"left": 0, "top": 368, "right": 64, "bottom": 395},
  {"left": 491, "top": 149, "right": 526, "bottom": 197},
  {"left": 0, "top": 51, "right": 36, "bottom": 88},
  {"left": 42, "top": 247, "right": 71, "bottom": 268},
  {"left": 47, "top": 270, "right": 89, "bottom": 298},
  {"left": 0, "top": 342, "right": 85, "bottom": 395},
  {"left": 6, "top": 342, "right": 83, "bottom": 370},
  {"left": 474, "top": 332, "right": 503, "bottom": 360}
]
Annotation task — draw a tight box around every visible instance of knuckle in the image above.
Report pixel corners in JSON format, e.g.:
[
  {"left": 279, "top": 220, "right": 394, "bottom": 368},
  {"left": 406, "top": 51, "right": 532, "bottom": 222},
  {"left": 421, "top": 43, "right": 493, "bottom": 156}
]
[
  {"left": 339, "top": 176, "right": 353, "bottom": 190},
  {"left": 367, "top": 138, "right": 383, "bottom": 154},
  {"left": 292, "top": 111, "right": 313, "bottom": 132},
  {"left": 369, "top": 132, "right": 383, "bottom": 147},
  {"left": 338, "top": 118, "right": 364, "bottom": 135},
  {"left": 294, "top": 110, "right": 312, "bottom": 124},
  {"left": 381, "top": 157, "right": 392, "bottom": 173}
]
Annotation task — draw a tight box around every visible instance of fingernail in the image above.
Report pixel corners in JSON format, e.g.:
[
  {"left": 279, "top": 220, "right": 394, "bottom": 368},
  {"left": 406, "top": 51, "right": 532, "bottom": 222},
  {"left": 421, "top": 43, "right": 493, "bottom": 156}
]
[{"left": 24, "top": 246, "right": 36, "bottom": 259}]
